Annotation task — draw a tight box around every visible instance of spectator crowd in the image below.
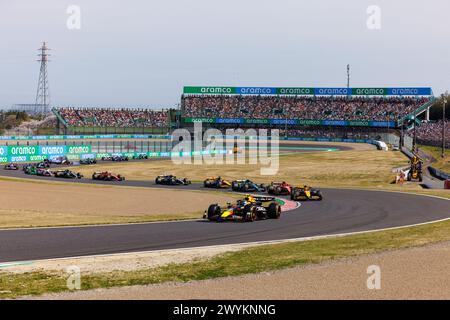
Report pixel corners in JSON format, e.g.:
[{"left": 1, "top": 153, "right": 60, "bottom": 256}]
[
  {"left": 414, "top": 120, "right": 450, "bottom": 148},
  {"left": 182, "top": 95, "right": 430, "bottom": 122},
  {"left": 57, "top": 108, "right": 169, "bottom": 128}
]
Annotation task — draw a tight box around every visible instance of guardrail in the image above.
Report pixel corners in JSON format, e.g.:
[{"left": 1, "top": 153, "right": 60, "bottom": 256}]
[{"left": 428, "top": 166, "right": 450, "bottom": 181}]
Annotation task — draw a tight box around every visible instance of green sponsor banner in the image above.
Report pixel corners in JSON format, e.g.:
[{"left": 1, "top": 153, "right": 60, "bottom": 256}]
[
  {"left": 67, "top": 145, "right": 92, "bottom": 155},
  {"left": 297, "top": 119, "right": 321, "bottom": 126},
  {"left": 276, "top": 87, "right": 315, "bottom": 95},
  {"left": 95, "top": 152, "right": 111, "bottom": 159},
  {"left": 351, "top": 88, "right": 387, "bottom": 96},
  {"left": 245, "top": 118, "right": 269, "bottom": 124},
  {"left": 66, "top": 154, "right": 80, "bottom": 161},
  {"left": 148, "top": 152, "right": 160, "bottom": 157},
  {"left": 7, "top": 146, "right": 39, "bottom": 156},
  {"left": 184, "top": 117, "right": 216, "bottom": 123},
  {"left": 184, "top": 86, "right": 236, "bottom": 94},
  {"left": 123, "top": 152, "right": 135, "bottom": 158}
]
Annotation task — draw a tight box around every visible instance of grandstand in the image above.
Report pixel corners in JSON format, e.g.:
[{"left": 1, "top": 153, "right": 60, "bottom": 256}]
[
  {"left": 182, "top": 95, "right": 429, "bottom": 122},
  {"left": 413, "top": 120, "right": 450, "bottom": 148},
  {"left": 53, "top": 107, "right": 173, "bottom": 134},
  {"left": 35, "top": 86, "right": 448, "bottom": 149},
  {"left": 180, "top": 86, "right": 435, "bottom": 144}
]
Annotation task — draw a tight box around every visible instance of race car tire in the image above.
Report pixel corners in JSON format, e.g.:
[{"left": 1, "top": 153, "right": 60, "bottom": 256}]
[
  {"left": 244, "top": 207, "right": 257, "bottom": 222},
  {"left": 207, "top": 204, "right": 221, "bottom": 221},
  {"left": 275, "top": 186, "right": 282, "bottom": 195},
  {"left": 313, "top": 191, "right": 323, "bottom": 201},
  {"left": 267, "top": 203, "right": 281, "bottom": 219}
]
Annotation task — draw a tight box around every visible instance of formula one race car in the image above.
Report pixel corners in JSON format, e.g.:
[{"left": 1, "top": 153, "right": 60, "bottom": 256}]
[
  {"left": 79, "top": 158, "right": 97, "bottom": 165},
  {"left": 37, "top": 168, "right": 53, "bottom": 177},
  {"left": 53, "top": 169, "right": 83, "bottom": 179},
  {"left": 204, "top": 195, "right": 281, "bottom": 222},
  {"left": 92, "top": 171, "right": 125, "bottom": 181},
  {"left": 231, "top": 179, "right": 266, "bottom": 192},
  {"left": 23, "top": 162, "right": 49, "bottom": 171},
  {"left": 203, "top": 177, "right": 231, "bottom": 189},
  {"left": 101, "top": 155, "right": 129, "bottom": 162},
  {"left": 24, "top": 165, "right": 38, "bottom": 175},
  {"left": 49, "top": 156, "right": 71, "bottom": 165},
  {"left": 291, "top": 185, "right": 323, "bottom": 201},
  {"left": 155, "top": 175, "right": 191, "bottom": 185},
  {"left": 36, "top": 160, "right": 51, "bottom": 168},
  {"left": 3, "top": 163, "right": 19, "bottom": 170},
  {"left": 132, "top": 153, "right": 148, "bottom": 160},
  {"left": 267, "top": 181, "right": 292, "bottom": 196}
]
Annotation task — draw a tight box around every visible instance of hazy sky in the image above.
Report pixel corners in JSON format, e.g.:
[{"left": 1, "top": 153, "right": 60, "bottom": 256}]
[{"left": 0, "top": 0, "right": 449, "bottom": 108}]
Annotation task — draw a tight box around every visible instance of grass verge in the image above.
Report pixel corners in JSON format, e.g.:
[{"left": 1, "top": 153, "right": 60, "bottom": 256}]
[
  {"left": 63, "top": 149, "right": 408, "bottom": 188},
  {"left": 418, "top": 144, "right": 450, "bottom": 172},
  {"left": 1, "top": 216, "right": 450, "bottom": 299}
]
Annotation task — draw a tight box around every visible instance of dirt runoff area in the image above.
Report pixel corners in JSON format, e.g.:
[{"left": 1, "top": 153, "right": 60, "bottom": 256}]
[
  {"left": 33, "top": 241, "right": 450, "bottom": 300},
  {"left": 0, "top": 180, "right": 234, "bottom": 228}
]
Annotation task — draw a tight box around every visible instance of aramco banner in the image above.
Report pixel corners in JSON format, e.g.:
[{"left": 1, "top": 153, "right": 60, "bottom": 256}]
[
  {"left": 0, "top": 145, "right": 92, "bottom": 163},
  {"left": 183, "top": 117, "right": 397, "bottom": 128},
  {"left": 183, "top": 86, "right": 433, "bottom": 96}
]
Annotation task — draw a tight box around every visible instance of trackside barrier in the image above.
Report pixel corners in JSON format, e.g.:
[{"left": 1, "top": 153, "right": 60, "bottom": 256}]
[
  {"left": 282, "top": 137, "right": 377, "bottom": 144},
  {"left": 0, "top": 134, "right": 388, "bottom": 146},
  {"left": 0, "top": 145, "right": 92, "bottom": 163},
  {"left": 0, "top": 134, "right": 172, "bottom": 141},
  {"left": 0, "top": 145, "right": 228, "bottom": 163},
  {"left": 428, "top": 166, "right": 450, "bottom": 181}
]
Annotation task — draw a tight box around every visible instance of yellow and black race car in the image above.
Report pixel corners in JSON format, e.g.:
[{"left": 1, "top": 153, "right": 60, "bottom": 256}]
[
  {"left": 203, "top": 176, "right": 231, "bottom": 188},
  {"left": 204, "top": 195, "right": 281, "bottom": 222},
  {"left": 290, "top": 185, "right": 323, "bottom": 201}
]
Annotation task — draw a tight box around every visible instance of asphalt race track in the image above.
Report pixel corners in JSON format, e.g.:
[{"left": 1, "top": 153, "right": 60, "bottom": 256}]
[{"left": 0, "top": 143, "right": 449, "bottom": 263}]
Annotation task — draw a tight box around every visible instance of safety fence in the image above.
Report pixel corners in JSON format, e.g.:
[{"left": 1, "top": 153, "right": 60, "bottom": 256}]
[{"left": 0, "top": 134, "right": 171, "bottom": 141}]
